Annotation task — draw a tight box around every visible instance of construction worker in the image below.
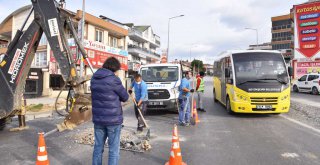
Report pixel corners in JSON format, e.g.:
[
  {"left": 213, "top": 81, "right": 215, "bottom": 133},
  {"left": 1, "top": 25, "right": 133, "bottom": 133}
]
[
  {"left": 179, "top": 71, "right": 194, "bottom": 126},
  {"left": 91, "top": 57, "right": 129, "bottom": 165},
  {"left": 128, "top": 74, "right": 148, "bottom": 133},
  {"left": 196, "top": 71, "right": 206, "bottom": 112}
]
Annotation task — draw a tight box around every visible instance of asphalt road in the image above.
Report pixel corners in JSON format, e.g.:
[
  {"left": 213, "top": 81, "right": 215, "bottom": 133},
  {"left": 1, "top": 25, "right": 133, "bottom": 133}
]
[{"left": 0, "top": 77, "right": 320, "bottom": 165}]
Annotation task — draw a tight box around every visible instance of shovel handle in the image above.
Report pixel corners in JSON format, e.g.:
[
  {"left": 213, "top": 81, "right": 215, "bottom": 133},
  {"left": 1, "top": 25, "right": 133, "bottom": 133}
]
[{"left": 130, "top": 94, "right": 149, "bottom": 128}]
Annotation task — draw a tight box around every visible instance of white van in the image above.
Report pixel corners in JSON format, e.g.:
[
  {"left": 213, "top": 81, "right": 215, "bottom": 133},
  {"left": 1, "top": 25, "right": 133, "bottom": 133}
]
[{"left": 139, "top": 64, "right": 182, "bottom": 111}]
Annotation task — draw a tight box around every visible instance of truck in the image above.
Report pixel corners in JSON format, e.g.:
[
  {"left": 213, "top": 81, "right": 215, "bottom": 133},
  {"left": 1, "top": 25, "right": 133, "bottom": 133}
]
[{"left": 139, "top": 63, "right": 183, "bottom": 112}]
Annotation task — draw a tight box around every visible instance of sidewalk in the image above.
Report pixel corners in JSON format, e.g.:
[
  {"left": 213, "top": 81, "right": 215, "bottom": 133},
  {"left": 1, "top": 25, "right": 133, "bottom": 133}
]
[
  {"left": 25, "top": 92, "right": 132, "bottom": 121},
  {"left": 286, "top": 92, "right": 320, "bottom": 129}
]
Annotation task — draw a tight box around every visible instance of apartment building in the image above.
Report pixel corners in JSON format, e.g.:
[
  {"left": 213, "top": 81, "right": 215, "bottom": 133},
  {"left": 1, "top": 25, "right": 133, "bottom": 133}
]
[{"left": 125, "top": 24, "right": 161, "bottom": 73}]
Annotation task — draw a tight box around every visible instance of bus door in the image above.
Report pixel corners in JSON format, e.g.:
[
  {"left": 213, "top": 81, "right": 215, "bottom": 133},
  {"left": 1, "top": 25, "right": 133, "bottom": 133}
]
[{"left": 220, "top": 58, "right": 226, "bottom": 105}]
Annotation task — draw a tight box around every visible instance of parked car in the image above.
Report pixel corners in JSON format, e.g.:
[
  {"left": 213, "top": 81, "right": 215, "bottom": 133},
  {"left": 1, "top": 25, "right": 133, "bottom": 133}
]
[{"left": 293, "top": 74, "right": 320, "bottom": 95}]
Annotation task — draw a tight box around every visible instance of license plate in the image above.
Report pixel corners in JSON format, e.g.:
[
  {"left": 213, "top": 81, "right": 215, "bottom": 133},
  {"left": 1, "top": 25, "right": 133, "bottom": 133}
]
[
  {"left": 256, "top": 105, "right": 272, "bottom": 110},
  {"left": 148, "top": 101, "right": 163, "bottom": 105}
]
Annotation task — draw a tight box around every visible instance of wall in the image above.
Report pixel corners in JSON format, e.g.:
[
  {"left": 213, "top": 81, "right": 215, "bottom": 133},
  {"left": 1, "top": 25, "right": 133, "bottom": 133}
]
[{"left": 12, "top": 9, "right": 33, "bottom": 39}]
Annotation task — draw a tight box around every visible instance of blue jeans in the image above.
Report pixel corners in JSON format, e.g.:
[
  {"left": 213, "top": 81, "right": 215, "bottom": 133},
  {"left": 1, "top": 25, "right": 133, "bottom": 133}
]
[
  {"left": 92, "top": 124, "right": 121, "bottom": 165},
  {"left": 178, "top": 96, "right": 191, "bottom": 124}
]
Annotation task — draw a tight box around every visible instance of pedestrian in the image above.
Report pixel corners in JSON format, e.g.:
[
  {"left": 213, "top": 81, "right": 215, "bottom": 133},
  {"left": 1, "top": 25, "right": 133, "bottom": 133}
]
[
  {"left": 128, "top": 74, "right": 148, "bottom": 133},
  {"left": 178, "top": 71, "right": 194, "bottom": 126},
  {"left": 196, "top": 71, "right": 206, "bottom": 112},
  {"left": 91, "top": 57, "right": 129, "bottom": 165}
]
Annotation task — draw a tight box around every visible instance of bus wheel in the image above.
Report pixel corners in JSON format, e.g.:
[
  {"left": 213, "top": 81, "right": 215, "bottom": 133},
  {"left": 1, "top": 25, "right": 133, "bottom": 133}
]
[
  {"left": 213, "top": 89, "right": 217, "bottom": 102},
  {"left": 293, "top": 85, "right": 299, "bottom": 93},
  {"left": 312, "top": 87, "right": 319, "bottom": 95},
  {"left": 226, "top": 97, "right": 233, "bottom": 114}
]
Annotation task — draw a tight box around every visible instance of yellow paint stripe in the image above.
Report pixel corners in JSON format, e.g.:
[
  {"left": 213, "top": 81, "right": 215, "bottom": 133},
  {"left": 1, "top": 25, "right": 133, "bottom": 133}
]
[{"left": 0, "top": 61, "right": 6, "bottom": 67}]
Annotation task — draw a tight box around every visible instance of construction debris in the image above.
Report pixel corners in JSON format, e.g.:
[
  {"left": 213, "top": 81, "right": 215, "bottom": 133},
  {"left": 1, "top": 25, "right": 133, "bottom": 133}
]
[{"left": 74, "top": 128, "right": 151, "bottom": 152}]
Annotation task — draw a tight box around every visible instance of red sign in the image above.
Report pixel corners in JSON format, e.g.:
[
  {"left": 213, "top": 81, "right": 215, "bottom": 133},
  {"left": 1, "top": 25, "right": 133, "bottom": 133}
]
[
  {"left": 295, "top": 2, "right": 320, "bottom": 58},
  {"left": 297, "top": 61, "right": 320, "bottom": 67},
  {"left": 50, "top": 46, "right": 128, "bottom": 71}
]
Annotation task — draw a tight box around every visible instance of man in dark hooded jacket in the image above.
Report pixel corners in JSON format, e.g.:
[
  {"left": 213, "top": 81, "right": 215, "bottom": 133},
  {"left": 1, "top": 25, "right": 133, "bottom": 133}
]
[{"left": 91, "top": 57, "right": 129, "bottom": 165}]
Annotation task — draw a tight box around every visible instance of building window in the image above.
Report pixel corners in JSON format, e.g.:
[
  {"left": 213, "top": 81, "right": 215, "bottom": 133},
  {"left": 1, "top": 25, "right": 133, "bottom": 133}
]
[
  {"left": 111, "top": 37, "right": 118, "bottom": 48},
  {"left": 95, "top": 29, "right": 103, "bottom": 43},
  {"left": 39, "top": 35, "right": 47, "bottom": 45},
  {"left": 32, "top": 51, "right": 47, "bottom": 67}
]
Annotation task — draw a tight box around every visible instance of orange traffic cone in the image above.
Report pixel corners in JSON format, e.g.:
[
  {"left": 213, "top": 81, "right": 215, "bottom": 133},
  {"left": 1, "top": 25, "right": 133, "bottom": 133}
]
[
  {"left": 193, "top": 101, "right": 200, "bottom": 123},
  {"left": 165, "top": 124, "right": 187, "bottom": 165},
  {"left": 36, "top": 132, "right": 49, "bottom": 165}
]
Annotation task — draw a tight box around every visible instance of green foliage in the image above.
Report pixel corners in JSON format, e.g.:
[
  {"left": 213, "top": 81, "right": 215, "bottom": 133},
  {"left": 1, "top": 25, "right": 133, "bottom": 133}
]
[{"left": 191, "top": 59, "right": 205, "bottom": 72}]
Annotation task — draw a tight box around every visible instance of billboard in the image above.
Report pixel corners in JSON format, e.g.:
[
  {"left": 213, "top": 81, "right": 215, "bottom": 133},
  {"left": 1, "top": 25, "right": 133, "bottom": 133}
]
[{"left": 294, "top": 2, "right": 320, "bottom": 59}]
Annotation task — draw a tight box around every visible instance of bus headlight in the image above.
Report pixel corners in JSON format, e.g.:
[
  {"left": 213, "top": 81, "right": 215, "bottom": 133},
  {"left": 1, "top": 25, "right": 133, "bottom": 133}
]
[{"left": 233, "top": 93, "right": 248, "bottom": 102}]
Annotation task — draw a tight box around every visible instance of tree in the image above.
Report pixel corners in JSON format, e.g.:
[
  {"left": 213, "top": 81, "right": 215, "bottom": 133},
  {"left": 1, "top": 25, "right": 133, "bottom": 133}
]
[{"left": 191, "top": 59, "right": 204, "bottom": 72}]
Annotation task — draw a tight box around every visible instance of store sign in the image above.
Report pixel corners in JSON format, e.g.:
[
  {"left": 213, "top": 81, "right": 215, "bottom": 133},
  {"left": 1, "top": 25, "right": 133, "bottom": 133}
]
[
  {"left": 67, "top": 39, "right": 128, "bottom": 57},
  {"left": 51, "top": 39, "right": 128, "bottom": 70},
  {"left": 70, "top": 46, "right": 128, "bottom": 71},
  {"left": 294, "top": 2, "right": 320, "bottom": 58},
  {"left": 295, "top": 61, "right": 320, "bottom": 78}
]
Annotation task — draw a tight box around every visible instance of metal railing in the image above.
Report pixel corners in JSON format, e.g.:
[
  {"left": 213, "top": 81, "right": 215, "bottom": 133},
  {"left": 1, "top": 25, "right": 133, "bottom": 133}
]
[{"left": 128, "top": 44, "right": 160, "bottom": 58}]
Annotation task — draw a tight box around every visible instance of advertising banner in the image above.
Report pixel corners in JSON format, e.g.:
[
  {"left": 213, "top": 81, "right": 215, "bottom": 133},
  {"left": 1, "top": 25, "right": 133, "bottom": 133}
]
[
  {"left": 294, "top": 2, "right": 320, "bottom": 59},
  {"left": 50, "top": 39, "right": 128, "bottom": 70},
  {"left": 295, "top": 61, "right": 320, "bottom": 78}
]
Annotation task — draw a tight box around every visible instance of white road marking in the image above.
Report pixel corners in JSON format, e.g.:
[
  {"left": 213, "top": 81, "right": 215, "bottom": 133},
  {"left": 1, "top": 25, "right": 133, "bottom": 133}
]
[
  {"left": 281, "top": 152, "right": 299, "bottom": 158},
  {"left": 280, "top": 115, "right": 320, "bottom": 135}
]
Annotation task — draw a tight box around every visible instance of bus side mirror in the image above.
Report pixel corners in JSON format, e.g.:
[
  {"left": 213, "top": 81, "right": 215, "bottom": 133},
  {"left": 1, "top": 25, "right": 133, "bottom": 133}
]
[
  {"left": 227, "top": 79, "right": 233, "bottom": 84},
  {"left": 225, "top": 68, "right": 230, "bottom": 78},
  {"left": 288, "top": 67, "right": 293, "bottom": 77}
]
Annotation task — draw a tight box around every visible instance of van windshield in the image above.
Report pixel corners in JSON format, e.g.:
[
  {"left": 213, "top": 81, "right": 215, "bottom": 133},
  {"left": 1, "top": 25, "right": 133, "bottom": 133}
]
[
  {"left": 141, "top": 66, "right": 179, "bottom": 82},
  {"left": 232, "top": 53, "right": 289, "bottom": 85}
]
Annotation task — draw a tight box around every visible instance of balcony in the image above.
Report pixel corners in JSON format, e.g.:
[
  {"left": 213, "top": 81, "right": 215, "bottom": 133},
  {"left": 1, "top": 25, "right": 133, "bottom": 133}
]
[
  {"left": 128, "top": 44, "right": 160, "bottom": 59},
  {"left": 129, "top": 29, "right": 160, "bottom": 48}
]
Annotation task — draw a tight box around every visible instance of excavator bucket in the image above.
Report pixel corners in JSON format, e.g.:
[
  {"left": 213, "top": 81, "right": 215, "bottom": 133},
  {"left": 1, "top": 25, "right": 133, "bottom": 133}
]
[{"left": 57, "top": 94, "right": 92, "bottom": 132}]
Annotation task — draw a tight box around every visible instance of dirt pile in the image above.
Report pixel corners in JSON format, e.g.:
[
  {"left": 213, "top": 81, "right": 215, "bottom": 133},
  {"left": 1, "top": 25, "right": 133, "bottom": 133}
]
[{"left": 74, "top": 128, "right": 151, "bottom": 152}]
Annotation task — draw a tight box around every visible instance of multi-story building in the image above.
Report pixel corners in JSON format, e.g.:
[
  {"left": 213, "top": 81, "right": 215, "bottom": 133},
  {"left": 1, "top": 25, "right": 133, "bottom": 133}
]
[
  {"left": 0, "top": 5, "right": 129, "bottom": 97},
  {"left": 248, "top": 42, "right": 272, "bottom": 50},
  {"left": 125, "top": 24, "right": 161, "bottom": 73},
  {"left": 271, "top": 14, "right": 294, "bottom": 63}
]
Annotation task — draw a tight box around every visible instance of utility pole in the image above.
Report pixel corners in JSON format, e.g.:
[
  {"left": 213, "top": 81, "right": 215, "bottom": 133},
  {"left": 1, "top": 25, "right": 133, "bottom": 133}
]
[
  {"left": 79, "top": 0, "right": 85, "bottom": 77},
  {"left": 167, "top": 14, "right": 184, "bottom": 62},
  {"left": 245, "top": 27, "right": 258, "bottom": 45}
]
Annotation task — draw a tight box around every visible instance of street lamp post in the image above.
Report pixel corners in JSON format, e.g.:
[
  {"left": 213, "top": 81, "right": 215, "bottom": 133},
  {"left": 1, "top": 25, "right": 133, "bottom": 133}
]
[
  {"left": 167, "top": 14, "right": 184, "bottom": 62},
  {"left": 245, "top": 28, "right": 258, "bottom": 45},
  {"left": 189, "top": 44, "right": 198, "bottom": 62}
]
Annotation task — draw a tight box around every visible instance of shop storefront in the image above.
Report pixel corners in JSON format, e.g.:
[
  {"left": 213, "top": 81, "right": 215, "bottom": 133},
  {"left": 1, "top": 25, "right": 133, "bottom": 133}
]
[
  {"left": 49, "top": 39, "right": 128, "bottom": 90},
  {"left": 24, "top": 68, "right": 43, "bottom": 98}
]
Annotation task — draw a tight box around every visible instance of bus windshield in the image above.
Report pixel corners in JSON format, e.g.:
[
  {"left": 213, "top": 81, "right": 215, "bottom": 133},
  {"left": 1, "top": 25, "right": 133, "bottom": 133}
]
[
  {"left": 232, "top": 53, "right": 289, "bottom": 85},
  {"left": 140, "top": 66, "right": 179, "bottom": 82}
]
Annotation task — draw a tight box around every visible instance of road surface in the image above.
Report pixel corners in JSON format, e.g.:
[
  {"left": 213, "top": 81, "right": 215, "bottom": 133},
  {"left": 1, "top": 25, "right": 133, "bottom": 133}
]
[{"left": 0, "top": 77, "right": 319, "bottom": 165}]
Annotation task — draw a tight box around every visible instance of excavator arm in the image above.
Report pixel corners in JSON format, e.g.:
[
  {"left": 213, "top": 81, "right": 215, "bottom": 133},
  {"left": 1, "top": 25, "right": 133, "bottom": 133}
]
[{"left": 0, "top": 0, "right": 93, "bottom": 131}]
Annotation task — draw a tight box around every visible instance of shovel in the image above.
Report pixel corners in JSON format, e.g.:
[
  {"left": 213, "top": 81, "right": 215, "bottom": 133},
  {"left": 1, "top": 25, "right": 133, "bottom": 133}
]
[{"left": 130, "top": 94, "right": 151, "bottom": 140}]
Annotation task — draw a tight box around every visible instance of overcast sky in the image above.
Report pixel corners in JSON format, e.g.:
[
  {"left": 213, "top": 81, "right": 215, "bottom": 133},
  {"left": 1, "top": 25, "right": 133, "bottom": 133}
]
[{"left": 0, "top": 0, "right": 306, "bottom": 64}]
